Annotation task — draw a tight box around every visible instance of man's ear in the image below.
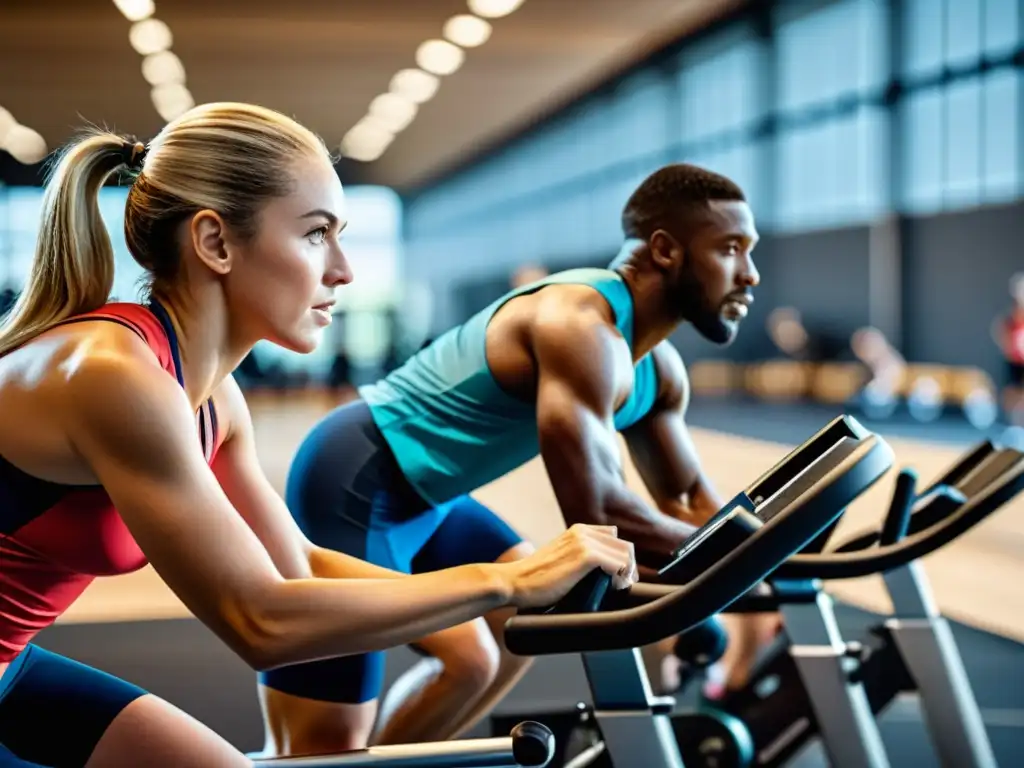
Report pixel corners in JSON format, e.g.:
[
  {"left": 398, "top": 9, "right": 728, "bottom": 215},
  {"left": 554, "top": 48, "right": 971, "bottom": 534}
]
[{"left": 649, "top": 229, "right": 684, "bottom": 271}]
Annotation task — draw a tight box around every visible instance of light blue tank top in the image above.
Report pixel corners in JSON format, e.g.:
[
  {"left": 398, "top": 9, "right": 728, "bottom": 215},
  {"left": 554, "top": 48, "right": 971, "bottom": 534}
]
[{"left": 359, "top": 268, "right": 659, "bottom": 505}]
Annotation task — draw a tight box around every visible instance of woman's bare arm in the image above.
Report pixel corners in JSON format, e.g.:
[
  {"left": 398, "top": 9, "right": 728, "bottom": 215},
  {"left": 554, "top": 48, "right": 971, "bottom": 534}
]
[{"left": 59, "top": 342, "right": 634, "bottom": 670}]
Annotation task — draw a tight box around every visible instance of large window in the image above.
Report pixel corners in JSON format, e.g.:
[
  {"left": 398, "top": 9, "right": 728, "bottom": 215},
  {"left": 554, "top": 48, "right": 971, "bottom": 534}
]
[
  {"left": 897, "top": 0, "right": 1021, "bottom": 212},
  {"left": 904, "top": 0, "right": 1018, "bottom": 73},
  {"left": 777, "top": 0, "right": 888, "bottom": 112},
  {"left": 900, "top": 69, "right": 1021, "bottom": 213},
  {"left": 773, "top": 0, "right": 890, "bottom": 230},
  {"left": 901, "top": 87, "right": 945, "bottom": 212},
  {"left": 678, "top": 26, "right": 763, "bottom": 143}
]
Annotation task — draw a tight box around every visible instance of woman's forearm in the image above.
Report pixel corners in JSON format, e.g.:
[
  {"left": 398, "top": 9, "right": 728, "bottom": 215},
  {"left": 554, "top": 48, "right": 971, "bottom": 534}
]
[
  {"left": 247, "top": 563, "right": 512, "bottom": 670},
  {"left": 307, "top": 545, "right": 406, "bottom": 580}
]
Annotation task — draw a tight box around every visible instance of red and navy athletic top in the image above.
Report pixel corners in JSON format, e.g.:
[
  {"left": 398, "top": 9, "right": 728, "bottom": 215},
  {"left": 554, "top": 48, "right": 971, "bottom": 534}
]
[{"left": 0, "top": 301, "right": 220, "bottom": 663}]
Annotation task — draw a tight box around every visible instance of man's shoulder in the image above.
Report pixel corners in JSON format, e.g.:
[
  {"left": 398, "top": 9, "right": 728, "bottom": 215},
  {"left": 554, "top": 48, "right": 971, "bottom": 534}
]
[{"left": 530, "top": 283, "right": 618, "bottom": 336}]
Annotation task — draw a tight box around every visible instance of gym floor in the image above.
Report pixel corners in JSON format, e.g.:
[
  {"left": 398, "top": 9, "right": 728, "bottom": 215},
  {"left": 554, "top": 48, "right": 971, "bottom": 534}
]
[{"left": 32, "top": 395, "right": 1024, "bottom": 765}]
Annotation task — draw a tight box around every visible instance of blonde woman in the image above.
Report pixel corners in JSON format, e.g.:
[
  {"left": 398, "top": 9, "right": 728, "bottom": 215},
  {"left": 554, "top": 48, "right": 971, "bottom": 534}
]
[{"left": 0, "top": 103, "right": 636, "bottom": 768}]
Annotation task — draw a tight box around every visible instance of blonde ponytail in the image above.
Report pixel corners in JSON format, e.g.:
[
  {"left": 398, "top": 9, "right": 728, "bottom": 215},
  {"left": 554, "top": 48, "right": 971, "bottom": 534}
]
[{"left": 0, "top": 132, "right": 134, "bottom": 357}]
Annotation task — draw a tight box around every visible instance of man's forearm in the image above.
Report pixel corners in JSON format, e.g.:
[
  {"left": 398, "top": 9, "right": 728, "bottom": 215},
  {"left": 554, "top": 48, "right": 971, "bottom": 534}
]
[
  {"left": 542, "top": 423, "right": 695, "bottom": 558},
  {"left": 658, "top": 479, "right": 723, "bottom": 527},
  {"left": 602, "top": 485, "right": 697, "bottom": 557}
]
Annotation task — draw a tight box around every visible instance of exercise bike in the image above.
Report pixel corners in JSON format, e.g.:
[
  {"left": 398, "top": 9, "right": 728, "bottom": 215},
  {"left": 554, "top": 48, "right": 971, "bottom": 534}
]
[
  {"left": 495, "top": 434, "right": 1024, "bottom": 768},
  {"left": 686, "top": 440, "right": 1024, "bottom": 768},
  {"left": 492, "top": 415, "right": 894, "bottom": 768}
]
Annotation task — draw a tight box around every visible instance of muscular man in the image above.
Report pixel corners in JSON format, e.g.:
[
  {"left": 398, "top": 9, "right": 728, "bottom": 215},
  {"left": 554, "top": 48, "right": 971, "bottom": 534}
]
[{"left": 259, "top": 163, "right": 762, "bottom": 757}]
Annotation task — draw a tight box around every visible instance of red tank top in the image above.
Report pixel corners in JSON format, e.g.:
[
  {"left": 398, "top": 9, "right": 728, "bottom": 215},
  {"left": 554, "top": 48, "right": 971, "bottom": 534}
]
[
  {"left": 1005, "top": 311, "right": 1024, "bottom": 364},
  {"left": 0, "top": 302, "right": 221, "bottom": 662}
]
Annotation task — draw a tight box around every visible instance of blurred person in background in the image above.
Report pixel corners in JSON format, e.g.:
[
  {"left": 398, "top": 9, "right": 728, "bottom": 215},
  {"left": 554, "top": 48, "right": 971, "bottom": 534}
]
[
  {"left": 510, "top": 263, "right": 549, "bottom": 289},
  {"left": 851, "top": 326, "right": 906, "bottom": 410},
  {"left": 766, "top": 306, "right": 851, "bottom": 365},
  {"left": 993, "top": 272, "right": 1024, "bottom": 430}
]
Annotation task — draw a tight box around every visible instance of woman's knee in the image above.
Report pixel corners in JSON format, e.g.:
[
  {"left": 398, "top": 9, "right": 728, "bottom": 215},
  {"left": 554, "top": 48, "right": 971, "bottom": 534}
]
[
  {"left": 431, "top": 621, "right": 502, "bottom": 690},
  {"left": 86, "top": 694, "right": 248, "bottom": 768}
]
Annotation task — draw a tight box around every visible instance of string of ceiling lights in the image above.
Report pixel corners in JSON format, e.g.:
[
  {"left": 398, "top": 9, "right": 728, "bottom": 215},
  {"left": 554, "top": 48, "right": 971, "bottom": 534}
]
[
  {"left": 113, "top": 0, "right": 195, "bottom": 122},
  {"left": 4, "top": 1, "right": 522, "bottom": 168},
  {"left": 341, "top": 0, "right": 526, "bottom": 163}
]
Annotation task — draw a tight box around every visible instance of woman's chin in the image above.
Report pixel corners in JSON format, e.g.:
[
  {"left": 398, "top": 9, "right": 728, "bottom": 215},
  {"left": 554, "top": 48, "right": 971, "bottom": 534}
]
[{"left": 270, "top": 328, "right": 323, "bottom": 355}]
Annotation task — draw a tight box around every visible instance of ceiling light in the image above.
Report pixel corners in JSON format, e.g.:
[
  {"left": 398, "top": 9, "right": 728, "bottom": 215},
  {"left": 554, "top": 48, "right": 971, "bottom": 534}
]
[
  {"left": 341, "top": 119, "right": 394, "bottom": 163},
  {"left": 4, "top": 125, "right": 48, "bottom": 165},
  {"left": 344, "top": 136, "right": 393, "bottom": 163},
  {"left": 444, "top": 15, "right": 492, "bottom": 47},
  {"left": 467, "top": 0, "right": 525, "bottom": 19},
  {"left": 368, "top": 93, "right": 418, "bottom": 132},
  {"left": 113, "top": 0, "right": 154, "bottom": 22},
  {"left": 129, "top": 18, "right": 173, "bottom": 55},
  {"left": 0, "top": 107, "right": 15, "bottom": 147},
  {"left": 416, "top": 39, "right": 465, "bottom": 76},
  {"left": 141, "top": 51, "right": 186, "bottom": 86},
  {"left": 151, "top": 83, "right": 194, "bottom": 122},
  {"left": 390, "top": 69, "right": 440, "bottom": 104}
]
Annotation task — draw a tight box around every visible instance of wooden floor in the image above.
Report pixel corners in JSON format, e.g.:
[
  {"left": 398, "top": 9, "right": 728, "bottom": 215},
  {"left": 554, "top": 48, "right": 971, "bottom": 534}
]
[{"left": 62, "top": 391, "right": 1024, "bottom": 643}]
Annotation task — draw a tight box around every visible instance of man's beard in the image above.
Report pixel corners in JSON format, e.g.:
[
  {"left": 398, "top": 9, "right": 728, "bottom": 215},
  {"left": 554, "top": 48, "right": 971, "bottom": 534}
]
[{"left": 673, "top": 270, "right": 735, "bottom": 346}]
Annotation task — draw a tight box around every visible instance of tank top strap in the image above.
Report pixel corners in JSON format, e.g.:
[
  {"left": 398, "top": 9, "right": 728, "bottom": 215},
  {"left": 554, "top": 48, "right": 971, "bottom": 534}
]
[{"left": 55, "top": 302, "right": 177, "bottom": 380}]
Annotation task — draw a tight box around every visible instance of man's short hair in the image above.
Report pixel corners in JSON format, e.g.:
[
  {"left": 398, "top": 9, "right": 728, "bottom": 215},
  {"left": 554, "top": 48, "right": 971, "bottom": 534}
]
[{"left": 621, "top": 163, "right": 745, "bottom": 240}]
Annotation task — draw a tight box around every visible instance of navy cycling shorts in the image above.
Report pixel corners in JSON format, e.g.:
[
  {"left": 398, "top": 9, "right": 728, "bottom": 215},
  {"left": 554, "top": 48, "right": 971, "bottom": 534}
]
[
  {"left": 258, "top": 399, "right": 524, "bottom": 704},
  {"left": 0, "top": 644, "right": 146, "bottom": 766}
]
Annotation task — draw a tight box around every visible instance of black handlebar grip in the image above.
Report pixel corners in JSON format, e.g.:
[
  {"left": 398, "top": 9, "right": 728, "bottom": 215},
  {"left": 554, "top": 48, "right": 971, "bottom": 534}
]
[
  {"left": 881, "top": 468, "right": 917, "bottom": 545},
  {"left": 555, "top": 569, "right": 613, "bottom": 614},
  {"left": 510, "top": 721, "right": 556, "bottom": 767}
]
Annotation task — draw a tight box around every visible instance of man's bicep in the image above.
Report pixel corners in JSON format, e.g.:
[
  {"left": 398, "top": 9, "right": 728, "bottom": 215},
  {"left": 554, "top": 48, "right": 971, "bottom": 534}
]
[
  {"left": 533, "top": 319, "right": 624, "bottom": 526},
  {"left": 623, "top": 342, "right": 716, "bottom": 515}
]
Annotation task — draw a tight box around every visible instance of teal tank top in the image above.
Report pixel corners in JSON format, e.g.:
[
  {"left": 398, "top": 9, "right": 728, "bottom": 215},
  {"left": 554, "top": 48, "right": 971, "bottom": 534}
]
[{"left": 359, "top": 268, "right": 660, "bottom": 505}]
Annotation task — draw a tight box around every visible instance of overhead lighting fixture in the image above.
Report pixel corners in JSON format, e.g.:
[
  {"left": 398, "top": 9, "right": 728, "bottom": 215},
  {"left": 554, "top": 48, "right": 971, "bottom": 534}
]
[
  {"left": 390, "top": 69, "right": 440, "bottom": 104},
  {"left": 342, "top": 119, "right": 395, "bottom": 163},
  {"left": 416, "top": 39, "right": 465, "bottom": 76},
  {"left": 444, "top": 15, "right": 492, "bottom": 47},
  {"left": 4, "top": 124, "right": 48, "bottom": 165},
  {"left": 0, "top": 107, "right": 15, "bottom": 146},
  {"left": 467, "top": 0, "right": 525, "bottom": 19},
  {"left": 368, "top": 93, "right": 418, "bottom": 132},
  {"left": 129, "top": 18, "right": 173, "bottom": 55},
  {"left": 342, "top": 4, "right": 510, "bottom": 163},
  {"left": 113, "top": 0, "right": 154, "bottom": 22},
  {"left": 141, "top": 50, "right": 186, "bottom": 86},
  {"left": 151, "top": 83, "right": 194, "bottom": 121}
]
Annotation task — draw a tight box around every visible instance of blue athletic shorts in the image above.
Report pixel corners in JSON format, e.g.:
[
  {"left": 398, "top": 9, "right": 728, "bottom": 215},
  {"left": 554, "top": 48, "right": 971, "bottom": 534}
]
[
  {"left": 0, "top": 644, "right": 146, "bottom": 766},
  {"left": 258, "top": 399, "right": 524, "bottom": 704}
]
